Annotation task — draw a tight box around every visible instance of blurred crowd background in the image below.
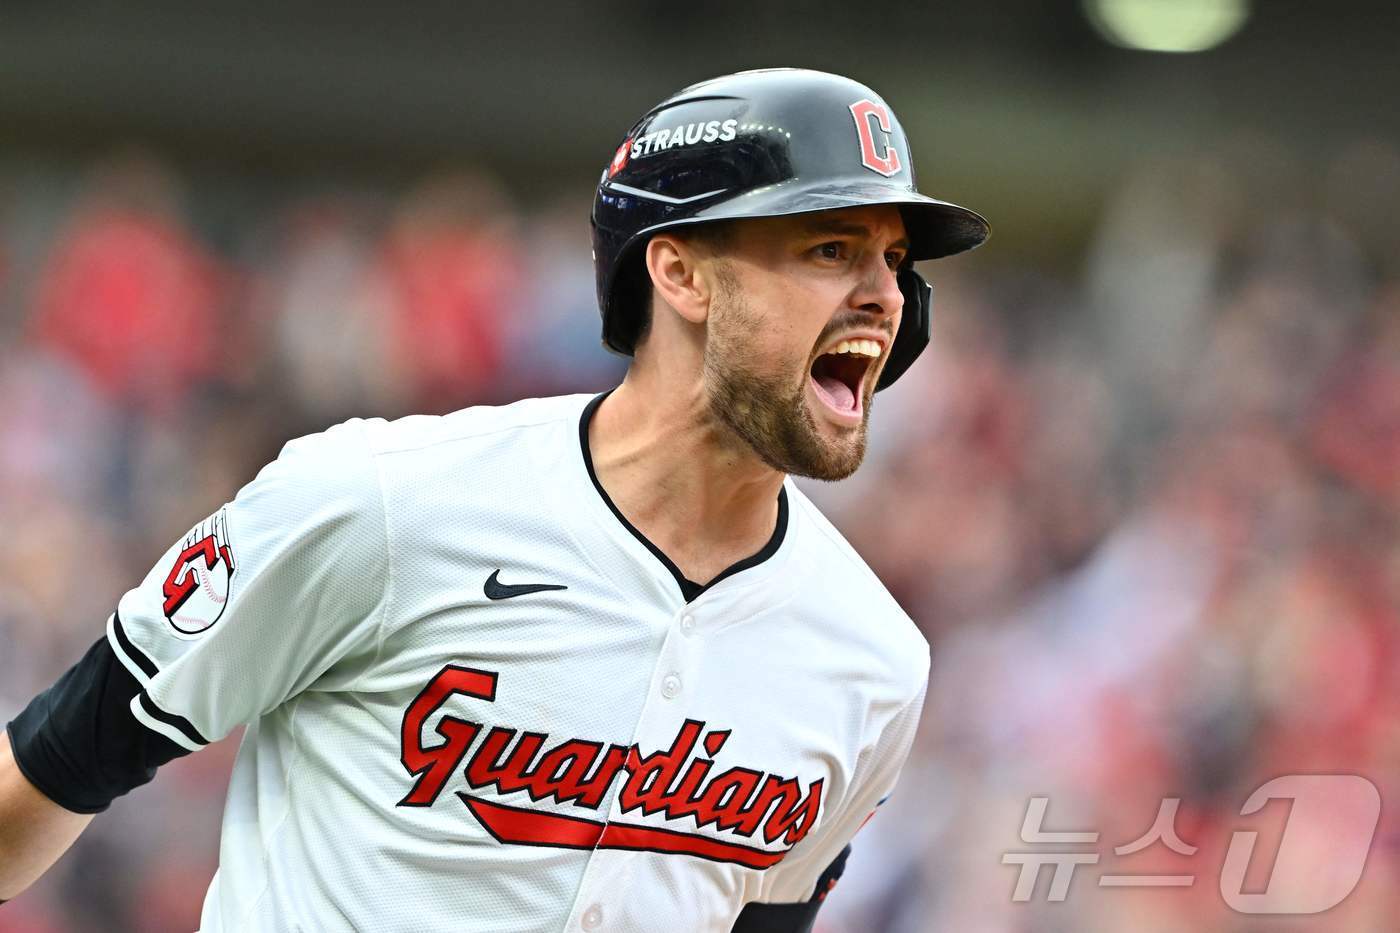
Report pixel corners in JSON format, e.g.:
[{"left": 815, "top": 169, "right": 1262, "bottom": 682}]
[{"left": 2, "top": 2, "right": 1400, "bottom": 931}]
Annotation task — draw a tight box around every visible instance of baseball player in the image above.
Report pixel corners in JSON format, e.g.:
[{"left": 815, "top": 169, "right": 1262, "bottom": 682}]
[{"left": 0, "top": 68, "right": 988, "bottom": 931}]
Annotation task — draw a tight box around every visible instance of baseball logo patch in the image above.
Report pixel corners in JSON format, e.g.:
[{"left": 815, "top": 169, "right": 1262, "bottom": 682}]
[{"left": 161, "top": 507, "right": 237, "bottom": 636}]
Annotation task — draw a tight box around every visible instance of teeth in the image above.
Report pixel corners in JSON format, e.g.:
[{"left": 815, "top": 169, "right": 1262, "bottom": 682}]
[{"left": 831, "top": 339, "right": 881, "bottom": 358}]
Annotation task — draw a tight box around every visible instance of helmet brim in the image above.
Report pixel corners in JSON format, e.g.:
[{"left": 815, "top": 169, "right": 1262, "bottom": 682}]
[{"left": 619, "top": 178, "right": 991, "bottom": 262}]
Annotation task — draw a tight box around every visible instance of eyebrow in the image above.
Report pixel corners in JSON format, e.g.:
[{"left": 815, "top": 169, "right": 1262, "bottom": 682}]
[{"left": 800, "top": 219, "right": 910, "bottom": 251}]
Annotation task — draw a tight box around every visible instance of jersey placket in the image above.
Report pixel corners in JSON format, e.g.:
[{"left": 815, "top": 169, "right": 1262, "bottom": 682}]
[{"left": 563, "top": 603, "right": 708, "bottom": 931}]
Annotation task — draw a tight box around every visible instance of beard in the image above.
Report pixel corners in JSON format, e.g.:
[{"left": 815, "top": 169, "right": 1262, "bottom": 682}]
[{"left": 702, "top": 265, "right": 873, "bottom": 481}]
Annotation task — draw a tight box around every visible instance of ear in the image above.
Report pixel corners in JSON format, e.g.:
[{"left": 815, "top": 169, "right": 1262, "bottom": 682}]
[{"left": 644, "top": 233, "right": 712, "bottom": 326}]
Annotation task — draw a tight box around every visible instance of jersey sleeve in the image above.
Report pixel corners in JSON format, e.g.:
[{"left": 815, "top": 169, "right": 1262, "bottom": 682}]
[
  {"left": 106, "top": 419, "right": 389, "bottom": 752},
  {"left": 755, "top": 677, "right": 928, "bottom": 907}
]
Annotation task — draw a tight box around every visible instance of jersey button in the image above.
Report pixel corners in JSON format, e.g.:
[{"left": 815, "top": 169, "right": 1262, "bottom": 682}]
[
  {"left": 581, "top": 904, "right": 604, "bottom": 930},
  {"left": 661, "top": 673, "right": 682, "bottom": 699},
  {"left": 680, "top": 613, "right": 696, "bottom": 635}
]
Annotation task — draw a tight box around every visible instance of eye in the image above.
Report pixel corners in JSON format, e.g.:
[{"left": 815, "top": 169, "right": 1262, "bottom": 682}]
[
  {"left": 885, "top": 250, "right": 907, "bottom": 270},
  {"left": 814, "top": 241, "right": 846, "bottom": 261}
]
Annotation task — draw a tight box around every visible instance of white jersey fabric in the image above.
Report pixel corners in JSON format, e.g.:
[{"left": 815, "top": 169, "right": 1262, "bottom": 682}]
[{"left": 108, "top": 392, "right": 929, "bottom": 933}]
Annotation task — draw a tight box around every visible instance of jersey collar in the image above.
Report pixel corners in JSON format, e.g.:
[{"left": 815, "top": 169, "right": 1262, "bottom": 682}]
[{"left": 578, "top": 391, "right": 789, "bottom": 604}]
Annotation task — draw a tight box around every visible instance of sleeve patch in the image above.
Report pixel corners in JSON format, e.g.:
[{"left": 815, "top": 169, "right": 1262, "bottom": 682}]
[{"left": 160, "top": 507, "right": 237, "bottom": 637}]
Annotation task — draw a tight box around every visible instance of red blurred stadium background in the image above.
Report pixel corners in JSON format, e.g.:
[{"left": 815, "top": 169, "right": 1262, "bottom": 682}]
[{"left": 2, "top": 2, "right": 1399, "bottom": 930}]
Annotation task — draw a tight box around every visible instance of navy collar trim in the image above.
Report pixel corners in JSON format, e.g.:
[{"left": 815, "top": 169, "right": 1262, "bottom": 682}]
[{"left": 578, "top": 391, "right": 789, "bottom": 603}]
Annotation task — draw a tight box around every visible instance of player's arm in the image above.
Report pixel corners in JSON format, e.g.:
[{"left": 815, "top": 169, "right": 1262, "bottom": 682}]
[
  {"left": 0, "top": 729, "right": 94, "bottom": 902},
  {"left": 2, "top": 418, "right": 387, "bottom": 903},
  {"left": 1, "top": 631, "right": 191, "bottom": 901}
]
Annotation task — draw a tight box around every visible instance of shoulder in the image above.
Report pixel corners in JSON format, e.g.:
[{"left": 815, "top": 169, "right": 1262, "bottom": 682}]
[
  {"left": 245, "top": 416, "right": 380, "bottom": 516},
  {"left": 357, "top": 393, "right": 592, "bottom": 460},
  {"left": 250, "top": 394, "right": 589, "bottom": 532},
  {"left": 782, "top": 481, "right": 930, "bottom": 696}
]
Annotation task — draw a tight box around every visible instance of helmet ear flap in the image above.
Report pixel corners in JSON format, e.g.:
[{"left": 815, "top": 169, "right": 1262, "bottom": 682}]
[{"left": 877, "top": 269, "right": 932, "bottom": 391}]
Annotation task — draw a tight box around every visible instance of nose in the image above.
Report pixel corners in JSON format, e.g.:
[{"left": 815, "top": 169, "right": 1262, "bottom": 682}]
[{"left": 850, "top": 251, "right": 905, "bottom": 320}]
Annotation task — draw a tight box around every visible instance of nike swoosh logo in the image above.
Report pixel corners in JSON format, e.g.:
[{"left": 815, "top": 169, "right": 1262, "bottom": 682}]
[{"left": 484, "top": 569, "right": 568, "bottom": 600}]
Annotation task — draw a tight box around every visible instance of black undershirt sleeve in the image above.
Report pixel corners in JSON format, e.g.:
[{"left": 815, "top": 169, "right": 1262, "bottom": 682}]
[
  {"left": 6, "top": 634, "right": 189, "bottom": 814},
  {"left": 731, "top": 844, "right": 851, "bottom": 933}
]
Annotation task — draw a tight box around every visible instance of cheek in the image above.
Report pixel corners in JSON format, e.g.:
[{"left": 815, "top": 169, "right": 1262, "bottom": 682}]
[
  {"left": 719, "top": 265, "right": 834, "bottom": 370},
  {"left": 769, "top": 304, "right": 824, "bottom": 375},
  {"left": 890, "top": 304, "right": 904, "bottom": 340},
  {"left": 720, "top": 282, "right": 799, "bottom": 352},
  {"left": 764, "top": 280, "right": 833, "bottom": 347}
]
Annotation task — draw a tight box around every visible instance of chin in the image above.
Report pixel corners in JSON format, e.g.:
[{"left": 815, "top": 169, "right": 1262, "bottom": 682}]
[
  {"left": 782, "top": 394, "right": 870, "bottom": 481},
  {"left": 705, "top": 350, "right": 875, "bottom": 481}
]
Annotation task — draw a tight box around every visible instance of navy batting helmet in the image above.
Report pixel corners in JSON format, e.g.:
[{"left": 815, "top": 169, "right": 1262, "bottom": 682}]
[{"left": 590, "top": 67, "right": 989, "bottom": 390}]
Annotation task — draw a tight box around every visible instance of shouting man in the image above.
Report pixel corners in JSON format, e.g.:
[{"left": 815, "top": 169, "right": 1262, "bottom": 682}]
[{"left": 1, "top": 68, "right": 988, "bottom": 931}]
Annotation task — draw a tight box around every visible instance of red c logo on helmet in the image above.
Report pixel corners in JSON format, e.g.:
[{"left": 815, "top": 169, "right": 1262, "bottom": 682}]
[{"left": 849, "top": 100, "right": 901, "bottom": 178}]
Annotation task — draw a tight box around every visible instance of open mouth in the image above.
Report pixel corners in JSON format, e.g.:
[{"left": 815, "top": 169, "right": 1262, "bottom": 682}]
[{"left": 809, "top": 338, "right": 881, "bottom": 420}]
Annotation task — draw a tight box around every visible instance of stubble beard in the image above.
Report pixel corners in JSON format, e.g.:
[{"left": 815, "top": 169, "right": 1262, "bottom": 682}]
[{"left": 702, "top": 265, "right": 871, "bottom": 481}]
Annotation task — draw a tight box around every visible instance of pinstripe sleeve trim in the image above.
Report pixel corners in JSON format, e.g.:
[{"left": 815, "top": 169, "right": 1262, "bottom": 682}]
[
  {"left": 107, "top": 611, "right": 158, "bottom": 684},
  {"left": 108, "top": 611, "right": 209, "bottom": 750},
  {"left": 128, "top": 692, "right": 208, "bottom": 752}
]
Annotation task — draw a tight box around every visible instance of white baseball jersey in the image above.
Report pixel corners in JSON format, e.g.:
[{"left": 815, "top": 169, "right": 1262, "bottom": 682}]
[{"left": 107, "top": 392, "right": 929, "bottom": 932}]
